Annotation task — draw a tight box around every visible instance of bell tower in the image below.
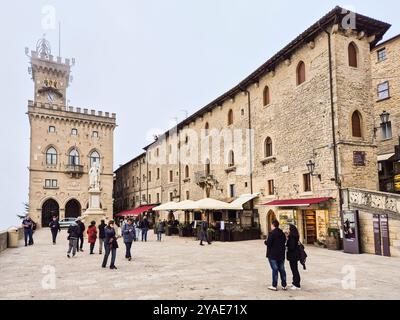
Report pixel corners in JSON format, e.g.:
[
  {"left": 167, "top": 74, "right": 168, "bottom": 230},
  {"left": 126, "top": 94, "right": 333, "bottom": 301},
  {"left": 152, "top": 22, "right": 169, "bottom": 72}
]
[{"left": 26, "top": 36, "right": 74, "bottom": 105}]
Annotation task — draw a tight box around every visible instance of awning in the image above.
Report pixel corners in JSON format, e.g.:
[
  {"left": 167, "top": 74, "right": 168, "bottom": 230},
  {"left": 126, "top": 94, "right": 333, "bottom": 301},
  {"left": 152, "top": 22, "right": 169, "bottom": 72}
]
[
  {"left": 153, "top": 202, "right": 178, "bottom": 211},
  {"left": 186, "top": 198, "right": 233, "bottom": 210},
  {"left": 173, "top": 200, "right": 197, "bottom": 210},
  {"left": 115, "top": 205, "right": 156, "bottom": 217},
  {"left": 263, "top": 197, "right": 333, "bottom": 207},
  {"left": 229, "top": 194, "right": 260, "bottom": 210},
  {"left": 378, "top": 153, "right": 395, "bottom": 162}
]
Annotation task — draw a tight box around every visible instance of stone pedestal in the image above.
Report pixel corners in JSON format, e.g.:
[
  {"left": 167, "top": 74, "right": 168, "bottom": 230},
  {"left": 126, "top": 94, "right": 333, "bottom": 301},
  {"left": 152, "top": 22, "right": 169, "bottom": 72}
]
[{"left": 82, "top": 188, "right": 106, "bottom": 232}]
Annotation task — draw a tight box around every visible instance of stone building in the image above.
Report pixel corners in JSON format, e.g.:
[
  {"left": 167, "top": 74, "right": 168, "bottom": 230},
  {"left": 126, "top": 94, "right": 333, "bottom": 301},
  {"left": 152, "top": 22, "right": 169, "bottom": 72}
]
[
  {"left": 371, "top": 35, "right": 400, "bottom": 193},
  {"left": 114, "top": 7, "right": 400, "bottom": 254},
  {"left": 27, "top": 38, "right": 116, "bottom": 227}
]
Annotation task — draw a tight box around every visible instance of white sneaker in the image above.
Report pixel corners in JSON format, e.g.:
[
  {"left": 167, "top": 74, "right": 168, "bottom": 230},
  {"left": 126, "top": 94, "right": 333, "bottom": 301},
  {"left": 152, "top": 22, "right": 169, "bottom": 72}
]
[
  {"left": 268, "top": 286, "right": 278, "bottom": 291},
  {"left": 290, "top": 285, "right": 301, "bottom": 291},
  {"left": 282, "top": 287, "right": 288, "bottom": 291}
]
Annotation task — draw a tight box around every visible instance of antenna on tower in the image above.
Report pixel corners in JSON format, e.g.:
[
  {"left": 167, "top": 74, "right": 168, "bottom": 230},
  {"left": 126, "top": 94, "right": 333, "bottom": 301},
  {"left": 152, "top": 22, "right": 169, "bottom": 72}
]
[{"left": 58, "top": 21, "right": 61, "bottom": 57}]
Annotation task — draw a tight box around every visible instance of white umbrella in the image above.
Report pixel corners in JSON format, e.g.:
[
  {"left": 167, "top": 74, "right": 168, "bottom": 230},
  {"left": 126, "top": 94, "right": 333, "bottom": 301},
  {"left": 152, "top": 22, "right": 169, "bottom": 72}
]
[
  {"left": 153, "top": 202, "right": 178, "bottom": 211},
  {"left": 187, "top": 198, "right": 233, "bottom": 210}
]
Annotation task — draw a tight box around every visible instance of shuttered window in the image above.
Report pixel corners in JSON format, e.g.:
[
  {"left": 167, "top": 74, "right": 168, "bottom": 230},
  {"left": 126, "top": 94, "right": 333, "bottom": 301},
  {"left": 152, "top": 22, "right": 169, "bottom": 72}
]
[
  {"left": 352, "top": 111, "right": 362, "bottom": 138},
  {"left": 297, "top": 61, "right": 306, "bottom": 85},
  {"left": 348, "top": 43, "right": 358, "bottom": 68}
]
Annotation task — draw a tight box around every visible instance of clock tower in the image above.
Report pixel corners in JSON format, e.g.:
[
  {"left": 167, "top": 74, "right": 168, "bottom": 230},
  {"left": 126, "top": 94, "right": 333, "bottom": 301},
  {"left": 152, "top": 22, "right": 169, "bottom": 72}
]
[
  {"left": 28, "top": 37, "right": 72, "bottom": 105},
  {"left": 26, "top": 37, "right": 116, "bottom": 228}
]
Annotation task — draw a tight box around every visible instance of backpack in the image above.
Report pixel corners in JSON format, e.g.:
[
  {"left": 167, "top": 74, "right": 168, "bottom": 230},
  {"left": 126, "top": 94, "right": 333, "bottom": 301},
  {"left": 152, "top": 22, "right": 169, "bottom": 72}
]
[{"left": 298, "top": 242, "right": 308, "bottom": 270}]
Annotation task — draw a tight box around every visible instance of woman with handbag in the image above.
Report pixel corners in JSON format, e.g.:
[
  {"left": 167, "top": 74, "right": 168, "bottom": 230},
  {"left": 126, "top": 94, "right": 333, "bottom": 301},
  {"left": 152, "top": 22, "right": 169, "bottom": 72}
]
[
  {"left": 102, "top": 220, "right": 119, "bottom": 270},
  {"left": 286, "top": 224, "right": 302, "bottom": 290},
  {"left": 87, "top": 221, "right": 98, "bottom": 255}
]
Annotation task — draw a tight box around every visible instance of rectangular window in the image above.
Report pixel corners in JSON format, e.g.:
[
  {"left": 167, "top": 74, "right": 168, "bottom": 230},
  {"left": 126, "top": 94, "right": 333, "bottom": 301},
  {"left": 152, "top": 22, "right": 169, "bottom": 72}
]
[
  {"left": 48, "top": 126, "right": 56, "bottom": 133},
  {"left": 229, "top": 184, "right": 236, "bottom": 198},
  {"left": 377, "top": 48, "right": 387, "bottom": 62},
  {"left": 71, "top": 128, "right": 78, "bottom": 136},
  {"left": 186, "top": 191, "right": 190, "bottom": 200},
  {"left": 45, "top": 179, "right": 58, "bottom": 188},
  {"left": 156, "top": 193, "right": 160, "bottom": 203},
  {"left": 303, "top": 174, "right": 312, "bottom": 192},
  {"left": 382, "top": 122, "right": 392, "bottom": 140},
  {"left": 169, "top": 170, "right": 173, "bottom": 182},
  {"left": 169, "top": 192, "right": 173, "bottom": 202},
  {"left": 157, "top": 168, "right": 160, "bottom": 180},
  {"left": 148, "top": 171, "right": 152, "bottom": 182},
  {"left": 268, "top": 180, "right": 275, "bottom": 195},
  {"left": 92, "top": 131, "right": 99, "bottom": 138},
  {"left": 148, "top": 195, "right": 151, "bottom": 204},
  {"left": 378, "top": 81, "right": 390, "bottom": 100}
]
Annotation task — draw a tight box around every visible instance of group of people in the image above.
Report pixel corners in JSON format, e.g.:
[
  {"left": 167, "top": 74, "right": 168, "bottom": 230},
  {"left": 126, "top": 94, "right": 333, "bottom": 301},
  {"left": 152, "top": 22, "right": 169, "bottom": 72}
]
[{"left": 265, "top": 220, "right": 307, "bottom": 291}]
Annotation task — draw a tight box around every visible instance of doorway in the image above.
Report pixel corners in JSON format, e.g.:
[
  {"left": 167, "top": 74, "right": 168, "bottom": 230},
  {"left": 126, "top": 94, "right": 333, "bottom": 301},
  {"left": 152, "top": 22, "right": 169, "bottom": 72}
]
[
  {"left": 65, "top": 199, "right": 81, "bottom": 219},
  {"left": 303, "top": 210, "right": 317, "bottom": 244},
  {"left": 42, "top": 199, "right": 60, "bottom": 227}
]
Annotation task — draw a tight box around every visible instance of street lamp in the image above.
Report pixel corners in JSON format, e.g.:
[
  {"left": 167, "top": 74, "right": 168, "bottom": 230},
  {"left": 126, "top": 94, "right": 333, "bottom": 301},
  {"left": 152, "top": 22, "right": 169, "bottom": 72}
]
[
  {"left": 380, "top": 111, "right": 390, "bottom": 125},
  {"left": 306, "top": 160, "right": 322, "bottom": 180}
]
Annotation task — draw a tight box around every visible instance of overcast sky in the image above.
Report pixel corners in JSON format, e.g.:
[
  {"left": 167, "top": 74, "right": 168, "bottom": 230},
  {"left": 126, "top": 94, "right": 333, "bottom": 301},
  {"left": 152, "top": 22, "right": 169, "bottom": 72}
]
[{"left": 0, "top": 0, "right": 398, "bottom": 230}]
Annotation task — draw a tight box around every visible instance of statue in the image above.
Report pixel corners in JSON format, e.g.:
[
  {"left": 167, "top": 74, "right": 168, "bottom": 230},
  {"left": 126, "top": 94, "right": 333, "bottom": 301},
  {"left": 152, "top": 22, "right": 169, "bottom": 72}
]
[{"left": 89, "top": 162, "right": 101, "bottom": 190}]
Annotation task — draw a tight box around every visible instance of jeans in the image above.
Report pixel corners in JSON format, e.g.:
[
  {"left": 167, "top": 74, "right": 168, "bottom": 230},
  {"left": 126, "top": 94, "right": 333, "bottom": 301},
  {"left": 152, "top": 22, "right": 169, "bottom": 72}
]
[
  {"left": 67, "top": 238, "right": 78, "bottom": 256},
  {"left": 51, "top": 229, "right": 58, "bottom": 243},
  {"left": 78, "top": 235, "right": 84, "bottom": 250},
  {"left": 268, "top": 259, "right": 287, "bottom": 288},
  {"left": 99, "top": 238, "right": 104, "bottom": 253},
  {"left": 142, "top": 228, "right": 148, "bottom": 242},
  {"left": 125, "top": 242, "right": 132, "bottom": 258},
  {"left": 289, "top": 260, "right": 301, "bottom": 288},
  {"left": 157, "top": 232, "right": 162, "bottom": 241},
  {"left": 102, "top": 245, "right": 117, "bottom": 267},
  {"left": 135, "top": 228, "right": 141, "bottom": 241},
  {"left": 24, "top": 229, "right": 33, "bottom": 246}
]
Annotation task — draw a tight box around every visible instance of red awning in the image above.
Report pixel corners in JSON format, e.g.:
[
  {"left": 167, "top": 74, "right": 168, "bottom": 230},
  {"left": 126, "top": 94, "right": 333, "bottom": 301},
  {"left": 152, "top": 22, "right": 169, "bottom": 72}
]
[
  {"left": 263, "top": 197, "right": 333, "bottom": 207},
  {"left": 115, "top": 205, "right": 156, "bottom": 217}
]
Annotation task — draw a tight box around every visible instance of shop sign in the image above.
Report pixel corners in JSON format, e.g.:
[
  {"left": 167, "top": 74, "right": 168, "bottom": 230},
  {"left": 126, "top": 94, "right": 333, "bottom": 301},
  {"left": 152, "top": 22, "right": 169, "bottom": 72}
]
[
  {"left": 342, "top": 210, "right": 361, "bottom": 254},
  {"left": 353, "top": 151, "right": 366, "bottom": 166},
  {"left": 373, "top": 214, "right": 382, "bottom": 256},
  {"left": 381, "top": 214, "right": 391, "bottom": 257},
  {"left": 277, "top": 210, "right": 296, "bottom": 232},
  {"left": 316, "top": 210, "right": 328, "bottom": 241}
]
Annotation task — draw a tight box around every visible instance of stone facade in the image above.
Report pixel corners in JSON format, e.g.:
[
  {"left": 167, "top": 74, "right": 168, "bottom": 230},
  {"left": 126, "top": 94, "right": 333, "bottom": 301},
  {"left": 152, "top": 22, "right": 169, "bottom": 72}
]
[
  {"left": 114, "top": 8, "right": 393, "bottom": 246},
  {"left": 27, "top": 40, "right": 116, "bottom": 227}
]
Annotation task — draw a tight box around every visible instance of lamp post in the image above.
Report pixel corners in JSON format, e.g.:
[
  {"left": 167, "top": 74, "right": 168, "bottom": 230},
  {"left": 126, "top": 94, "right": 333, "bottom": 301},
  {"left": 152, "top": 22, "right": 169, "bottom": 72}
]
[
  {"left": 380, "top": 111, "right": 390, "bottom": 125},
  {"left": 306, "top": 160, "right": 322, "bottom": 181}
]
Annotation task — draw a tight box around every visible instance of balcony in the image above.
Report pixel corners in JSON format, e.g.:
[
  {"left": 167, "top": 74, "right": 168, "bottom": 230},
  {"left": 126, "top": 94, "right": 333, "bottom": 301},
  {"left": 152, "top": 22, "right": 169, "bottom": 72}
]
[
  {"left": 65, "top": 164, "right": 84, "bottom": 177},
  {"left": 195, "top": 170, "right": 215, "bottom": 184}
]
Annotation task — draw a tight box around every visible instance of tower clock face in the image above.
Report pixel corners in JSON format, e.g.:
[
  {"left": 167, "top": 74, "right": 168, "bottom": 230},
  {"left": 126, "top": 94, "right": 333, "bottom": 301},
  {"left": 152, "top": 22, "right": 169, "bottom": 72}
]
[{"left": 47, "top": 92, "right": 55, "bottom": 103}]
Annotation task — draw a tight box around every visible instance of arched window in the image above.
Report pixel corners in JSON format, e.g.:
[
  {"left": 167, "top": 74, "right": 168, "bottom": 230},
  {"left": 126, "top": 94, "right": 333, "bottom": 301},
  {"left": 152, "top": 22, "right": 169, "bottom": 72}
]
[
  {"left": 228, "top": 150, "right": 235, "bottom": 167},
  {"left": 69, "top": 149, "right": 80, "bottom": 166},
  {"left": 46, "top": 147, "right": 57, "bottom": 165},
  {"left": 185, "top": 165, "right": 190, "bottom": 179},
  {"left": 90, "top": 151, "right": 100, "bottom": 168},
  {"left": 265, "top": 137, "right": 273, "bottom": 157},
  {"left": 297, "top": 61, "right": 306, "bottom": 85},
  {"left": 228, "top": 109, "right": 234, "bottom": 126},
  {"left": 263, "top": 86, "right": 270, "bottom": 106},
  {"left": 351, "top": 111, "right": 362, "bottom": 138},
  {"left": 348, "top": 42, "right": 358, "bottom": 68},
  {"left": 205, "top": 122, "right": 209, "bottom": 136}
]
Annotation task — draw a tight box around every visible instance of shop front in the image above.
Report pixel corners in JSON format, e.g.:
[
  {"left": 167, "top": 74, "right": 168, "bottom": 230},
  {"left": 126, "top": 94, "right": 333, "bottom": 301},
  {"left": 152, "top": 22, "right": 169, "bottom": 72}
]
[{"left": 263, "top": 197, "right": 334, "bottom": 246}]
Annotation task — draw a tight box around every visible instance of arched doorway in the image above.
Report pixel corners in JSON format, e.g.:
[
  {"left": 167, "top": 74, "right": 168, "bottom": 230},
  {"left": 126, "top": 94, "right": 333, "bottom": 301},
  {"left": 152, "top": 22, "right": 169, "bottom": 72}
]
[
  {"left": 42, "top": 199, "right": 60, "bottom": 227},
  {"left": 267, "top": 210, "right": 277, "bottom": 233},
  {"left": 65, "top": 199, "right": 82, "bottom": 219}
]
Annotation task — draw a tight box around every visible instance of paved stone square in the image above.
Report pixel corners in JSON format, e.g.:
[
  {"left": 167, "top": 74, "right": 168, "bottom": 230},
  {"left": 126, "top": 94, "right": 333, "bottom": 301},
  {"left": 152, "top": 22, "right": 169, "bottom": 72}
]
[{"left": 0, "top": 229, "right": 400, "bottom": 300}]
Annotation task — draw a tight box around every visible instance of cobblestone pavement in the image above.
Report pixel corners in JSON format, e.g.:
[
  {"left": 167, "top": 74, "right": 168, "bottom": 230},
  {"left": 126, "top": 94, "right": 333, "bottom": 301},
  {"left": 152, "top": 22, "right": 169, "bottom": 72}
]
[{"left": 0, "top": 229, "right": 399, "bottom": 300}]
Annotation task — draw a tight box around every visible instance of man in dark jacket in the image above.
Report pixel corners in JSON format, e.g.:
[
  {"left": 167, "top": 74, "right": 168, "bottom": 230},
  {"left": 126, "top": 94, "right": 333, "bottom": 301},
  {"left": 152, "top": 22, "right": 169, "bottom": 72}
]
[
  {"left": 98, "top": 220, "right": 106, "bottom": 254},
  {"left": 140, "top": 216, "right": 150, "bottom": 242},
  {"left": 76, "top": 218, "right": 85, "bottom": 252},
  {"left": 49, "top": 216, "right": 61, "bottom": 245},
  {"left": 102, "top": 220, "right": 119, "bottom": 270},
  {"left": 265, "top": 220, "right": 287, "bottom": 291},
  {"left": 67, "top": 220, "right": 80, "bottom": 258},
  {"left": 22, "top": 216, "right": 34, "bottom": 246}
]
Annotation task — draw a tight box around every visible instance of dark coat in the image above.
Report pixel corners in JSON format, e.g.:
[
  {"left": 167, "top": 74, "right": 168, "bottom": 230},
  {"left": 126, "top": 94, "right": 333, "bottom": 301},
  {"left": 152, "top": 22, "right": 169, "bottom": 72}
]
[
  {"left": 77, "top": 221, "right": 85, "bottom": 236},
  {"left": 122, "top": 223, "right": 136, "bottom": 243},
  {"left": 105, "top": 226, "right": 119, "bottom": 249},
  {"left": 265, "top": 228, "right": 287, "bottom": 262},
  {"left": 49, "top": 220, "right": 61, "bottom": 232},
  {"left": 98, "top": 223, "right": 106, "bottom": 239},
  {"left": 140, "top": 219, "right": 150, "bottom": 229},
  {"left": 199, "top": 221, "right": 208, "bottom": 241},
  {"left": 67, "top": 223, "right": 80, "bottom": 239},
  {"left": 286, "top": 234, "right": 301, "bottom": 262}
]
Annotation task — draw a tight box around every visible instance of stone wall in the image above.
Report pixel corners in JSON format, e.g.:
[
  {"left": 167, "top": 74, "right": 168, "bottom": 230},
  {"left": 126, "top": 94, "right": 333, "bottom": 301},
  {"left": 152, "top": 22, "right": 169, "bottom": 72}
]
[{"left": 0, "top": 231, "right": 7, "bottom": 253}]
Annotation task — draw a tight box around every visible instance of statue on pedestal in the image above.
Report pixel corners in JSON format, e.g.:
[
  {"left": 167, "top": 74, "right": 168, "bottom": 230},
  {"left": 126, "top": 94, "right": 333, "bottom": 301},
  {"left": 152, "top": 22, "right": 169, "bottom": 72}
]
[{"left": 89, "top": 162, "right": 101, "bottom": 190}]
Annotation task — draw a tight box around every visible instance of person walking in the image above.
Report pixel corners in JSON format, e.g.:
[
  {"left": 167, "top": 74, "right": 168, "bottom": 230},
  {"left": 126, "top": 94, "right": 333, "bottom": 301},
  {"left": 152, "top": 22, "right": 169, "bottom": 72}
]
[
  {"left": 102, "top": 220, "right": 119, "bottom": 270},
  {"left": 22, "top": 216, "right": 34, "bottom": 247},
  {"left": 265, "top": 220, "right": 287, "bottom": 291},
  {"left": 157, "top": 220, "right": 165, "bottom": 242},
  {"left": 49, "top": 216, "right": 61, "bottom": 245},
  {"left": 76, "top": 218, "right": 85, "bottom": 252},
  {"left": 141, "top": 216, "right": 150, "bottom": 242},
  {"left": 87, "top": 221, "right": 98, "bottom": 255},
  {"left": 199, "top": 219, "right": 211, "bottom": 246},
  {"left": 98, "top": 220, "right": 106, "bottom": 254},
  {"left": 122, "top": 219, "right": 136, "bottom": 261},
  {"left": 287, "top": 224, "right": 302, "bottom": 290},
  {"left": 134, "top": 219, "right": 141, "bottom": 242},
  {"left": 67, "top": 219, "right": 80, "bottom": 258}
]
